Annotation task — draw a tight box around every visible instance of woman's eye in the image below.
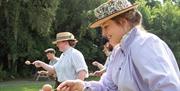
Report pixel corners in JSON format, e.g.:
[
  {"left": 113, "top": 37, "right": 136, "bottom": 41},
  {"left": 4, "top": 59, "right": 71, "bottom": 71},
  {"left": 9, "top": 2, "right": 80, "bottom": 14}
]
[{"left": 104, "top": 25, "right": 108, "bottom": 29}]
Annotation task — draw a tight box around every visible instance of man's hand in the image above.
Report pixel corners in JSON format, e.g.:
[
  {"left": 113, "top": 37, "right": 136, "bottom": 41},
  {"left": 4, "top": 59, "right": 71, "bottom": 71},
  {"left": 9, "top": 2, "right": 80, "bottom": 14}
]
[{"left": 57, "top": 79, "right": 84, "bottom": 91}]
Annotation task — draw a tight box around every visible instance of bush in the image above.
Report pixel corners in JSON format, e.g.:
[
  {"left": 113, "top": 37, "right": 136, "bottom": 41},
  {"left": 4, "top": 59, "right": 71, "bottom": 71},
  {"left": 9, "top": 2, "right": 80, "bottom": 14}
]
[{"left": 0, "top": 66, "right": 7, "bottom": 81}]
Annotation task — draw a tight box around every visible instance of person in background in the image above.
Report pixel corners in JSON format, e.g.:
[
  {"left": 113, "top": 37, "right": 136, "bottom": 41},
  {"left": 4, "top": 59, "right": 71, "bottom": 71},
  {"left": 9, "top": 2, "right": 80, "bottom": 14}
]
[
  {"left": 91, "top": 42, "right": 114, "bottom": 77},
  {"left": 44, "top": 48, "right": 59, "bottom": 88},
  {"left": 33, "top": 32, "right": 88, "bottom": 89},
  {"left": 57, "top": 0, "right": 180, "bottom": 91},
  {"left": 44, "top": 48, "right": 58, "bottom": 66}
]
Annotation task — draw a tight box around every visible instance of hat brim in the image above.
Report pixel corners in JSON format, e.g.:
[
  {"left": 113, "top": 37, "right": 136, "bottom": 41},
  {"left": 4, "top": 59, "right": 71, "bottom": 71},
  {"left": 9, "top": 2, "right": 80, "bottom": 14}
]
[
  {"left": 52, "top": 39, "right": 77, "bottom": 44},
  {"left": 89, "top": 4, "right": 138, "bottom": 29}
]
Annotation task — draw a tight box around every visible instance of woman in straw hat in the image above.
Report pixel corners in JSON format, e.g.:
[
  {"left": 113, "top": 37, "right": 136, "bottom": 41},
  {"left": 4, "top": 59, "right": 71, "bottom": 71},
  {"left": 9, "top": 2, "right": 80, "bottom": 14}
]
[
  {"left": 57, "top": 0, "right": 180, "bottom": 91},
  {"left": 33, "top": 32, "right": 88, "bottom": 89}
]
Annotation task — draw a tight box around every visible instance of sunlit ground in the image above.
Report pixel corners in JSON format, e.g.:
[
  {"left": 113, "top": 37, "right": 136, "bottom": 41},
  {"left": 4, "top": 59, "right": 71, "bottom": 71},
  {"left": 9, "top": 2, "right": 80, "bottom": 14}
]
[
  {"left": 0, "top": 76, "right": 99, "bottom": 91},
  {"left": 0, "top": 80, "right": 53, "bottom": 91}
]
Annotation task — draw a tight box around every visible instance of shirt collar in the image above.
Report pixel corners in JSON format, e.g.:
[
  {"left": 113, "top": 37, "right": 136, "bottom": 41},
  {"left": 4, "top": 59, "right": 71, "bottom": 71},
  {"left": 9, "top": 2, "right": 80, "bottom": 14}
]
[
  {"left": 63, "top": 47, "right": 73, "bottom": 55},
  {"left": 50, "top": 57, "right": 58, "bottom": 61},
  {"left": 120, "top": 27, "right": 137, "bottom": 54}
]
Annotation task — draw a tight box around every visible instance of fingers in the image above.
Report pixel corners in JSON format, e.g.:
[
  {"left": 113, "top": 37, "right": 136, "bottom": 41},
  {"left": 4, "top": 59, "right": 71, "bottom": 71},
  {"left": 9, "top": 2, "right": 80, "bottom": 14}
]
[
  {"left": 57, "top": 86, "right": 70, "bottom": 91},
  {"left": 57, "top": 80, "right": 84, "bottom": 91},
  {"left": 89, "top": 73, "right": 95, "bottom": 76},
  {"left": 94, "top": 71, "right": 103, "bottom": 77},
  {"left": 57, "top": 81, "right": 70, "bottom": 91},
  {"left": 32, "top": 60, "right": 42, "bottom": 67},
  {"left": 32, "top": 60, "right": 37, "bottom": 65}
]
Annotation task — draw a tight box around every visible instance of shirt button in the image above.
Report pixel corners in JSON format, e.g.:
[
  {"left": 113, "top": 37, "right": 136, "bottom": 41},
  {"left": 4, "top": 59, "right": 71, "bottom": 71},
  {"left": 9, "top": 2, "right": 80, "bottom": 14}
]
[{"left": 119, "top": 67, "right": 121, "bottom": 70}]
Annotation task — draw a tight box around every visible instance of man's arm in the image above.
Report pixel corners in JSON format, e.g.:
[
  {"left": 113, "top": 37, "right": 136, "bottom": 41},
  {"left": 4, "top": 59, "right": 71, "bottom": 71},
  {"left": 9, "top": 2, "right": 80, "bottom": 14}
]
[
  {"left": 77, "top": 70, "right": 87, "bottom": 80},
  {"left": 33, "top": 61, "right": 56, "bottom": 75}
]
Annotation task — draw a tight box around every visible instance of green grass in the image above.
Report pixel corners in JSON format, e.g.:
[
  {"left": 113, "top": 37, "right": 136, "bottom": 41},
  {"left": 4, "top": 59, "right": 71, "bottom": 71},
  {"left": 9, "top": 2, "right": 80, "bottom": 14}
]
[
  {"left": 0, "top": 80, "right": 54, "bottom": 91},
  {"left": 0, "top": 76, "right": 100, "bottom": 91},
  {"left": 85, "top": 76, "right": 100, "bottom": 81}
]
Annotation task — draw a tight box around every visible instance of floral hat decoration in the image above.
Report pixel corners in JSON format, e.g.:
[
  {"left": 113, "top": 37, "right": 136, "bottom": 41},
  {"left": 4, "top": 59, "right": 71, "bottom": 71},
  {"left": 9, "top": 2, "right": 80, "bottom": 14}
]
[{"left": 90, "top": 0, "right": 138, "bottom": 28}]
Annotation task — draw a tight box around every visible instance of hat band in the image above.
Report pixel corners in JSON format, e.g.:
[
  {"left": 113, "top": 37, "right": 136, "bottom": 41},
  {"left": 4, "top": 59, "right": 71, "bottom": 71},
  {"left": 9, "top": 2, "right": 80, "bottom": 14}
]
[
  {"left": 56, "top": 36, "right": 73, "bottom": 40},
  {"left": 56, "top": 36, "right": 74, "bottom": 40}
]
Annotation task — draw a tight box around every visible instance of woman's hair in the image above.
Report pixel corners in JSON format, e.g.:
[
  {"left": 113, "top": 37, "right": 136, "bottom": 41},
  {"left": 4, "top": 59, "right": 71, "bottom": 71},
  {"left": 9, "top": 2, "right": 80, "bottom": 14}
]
[
  {"left": 107, "top": 44, "right": 113, "bottom": 51},
  {"left": 68, "top": 40, "right": 77, "bottom": 47},
  {"left": 111, "top": 9, "right": 142, "bottom": 28}
]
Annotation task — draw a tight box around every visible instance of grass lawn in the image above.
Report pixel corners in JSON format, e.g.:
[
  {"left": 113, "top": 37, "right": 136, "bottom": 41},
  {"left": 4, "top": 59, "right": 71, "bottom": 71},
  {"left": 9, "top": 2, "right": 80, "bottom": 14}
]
[
  {"left": 0, "top": 80, "right": 54, "bottom": 91},
  {"left": 0, "top": 76, "right": 99, "bottom": 91}
]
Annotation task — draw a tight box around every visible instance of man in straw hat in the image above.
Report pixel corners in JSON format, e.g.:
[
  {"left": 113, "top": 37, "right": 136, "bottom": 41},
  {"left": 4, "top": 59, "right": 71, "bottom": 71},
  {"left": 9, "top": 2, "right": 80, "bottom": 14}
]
[
  {"left": 57, "top": 0, "right": 180, "bottom": 91},
  {"left": 33, "top": 32, "right": 88, "bottom": 89}
]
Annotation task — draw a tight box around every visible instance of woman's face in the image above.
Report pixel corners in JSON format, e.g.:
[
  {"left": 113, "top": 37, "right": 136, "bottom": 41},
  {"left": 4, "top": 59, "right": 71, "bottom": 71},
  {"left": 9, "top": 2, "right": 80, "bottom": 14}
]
[
  {"left": 56, "top": 41, "right": 67, "bottom": 52},
  {"left": 100, "top": 19, "right": 127, "bottom": 46}
]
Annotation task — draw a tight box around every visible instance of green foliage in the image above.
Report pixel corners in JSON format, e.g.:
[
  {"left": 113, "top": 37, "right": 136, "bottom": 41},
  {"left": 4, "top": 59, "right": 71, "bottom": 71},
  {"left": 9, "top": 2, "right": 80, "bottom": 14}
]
[
  {"left": 149, "top": 1, "right": 180, "bottom": 62},
  {"left": 0, "top": 0, "right": 59, "bottom": 77},
  {"left": 26, "top": 0, "right": 59, "bottom": 36},
  {"left": 0, "top": 66, "right": 7, "bottom": 81},
  {"left": 85, "top": 76, "right": 100, "bottom": 81},
  {"left": 136, "top": 0, "right": 180, "bottom": 64},
  {"left": 0, "top": 0, "right": 180, "bottom": 79}
]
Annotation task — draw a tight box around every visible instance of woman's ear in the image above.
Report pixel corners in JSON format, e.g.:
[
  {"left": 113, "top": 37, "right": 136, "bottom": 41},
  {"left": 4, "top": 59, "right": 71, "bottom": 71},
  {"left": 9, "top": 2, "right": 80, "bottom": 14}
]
[
  {"left": 120, "top": 19, "right": 132, "bottom": 33},
  {"left": 124, "top": 19, "right": 130, "bottom": 27}
]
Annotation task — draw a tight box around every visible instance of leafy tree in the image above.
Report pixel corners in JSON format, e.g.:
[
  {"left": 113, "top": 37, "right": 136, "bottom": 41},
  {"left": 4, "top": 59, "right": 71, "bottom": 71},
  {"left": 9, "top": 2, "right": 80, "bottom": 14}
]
[
  {"left": 150, "top": 1, "right": 180, "bottom": 63},
  {"left": 137, "top": 0, "right": 180, "bottom": 65},
  {"left": 0, "top": 0, "right": 59, "bottom": 79}
]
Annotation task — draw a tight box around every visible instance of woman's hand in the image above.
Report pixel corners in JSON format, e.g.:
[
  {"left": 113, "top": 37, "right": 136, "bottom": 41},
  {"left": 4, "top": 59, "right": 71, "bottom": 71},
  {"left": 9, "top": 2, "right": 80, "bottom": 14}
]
[
  {"left": 32, "top": 60, "right": 44, "bottom": 68},
  {"left": 57, "top": 79, "right": 84, "bottom": 91},
  {"left": 93, "top": 70, "right": 104, "bottom": 77}
]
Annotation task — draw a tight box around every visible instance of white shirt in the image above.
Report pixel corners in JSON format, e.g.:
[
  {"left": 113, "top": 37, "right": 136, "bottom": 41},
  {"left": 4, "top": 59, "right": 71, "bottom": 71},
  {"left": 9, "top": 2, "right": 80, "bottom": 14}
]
[
  {"left": 54, "top": 47, "right": 88, "bottom": 82},
  {"left": 49, "top": 57, "right": 58, "bottom": 66}
]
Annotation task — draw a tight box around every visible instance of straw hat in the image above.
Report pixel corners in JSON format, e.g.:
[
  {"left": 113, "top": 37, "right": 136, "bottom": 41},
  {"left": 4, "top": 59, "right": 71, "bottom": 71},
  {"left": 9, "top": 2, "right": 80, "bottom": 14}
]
[
  {"left": 52, "top": 32, "right": 77, "bottom": 44},
  {"left": 89, "top": 0, "right": 138, "bottom": 28}
]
